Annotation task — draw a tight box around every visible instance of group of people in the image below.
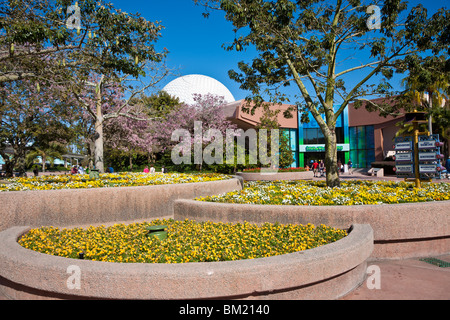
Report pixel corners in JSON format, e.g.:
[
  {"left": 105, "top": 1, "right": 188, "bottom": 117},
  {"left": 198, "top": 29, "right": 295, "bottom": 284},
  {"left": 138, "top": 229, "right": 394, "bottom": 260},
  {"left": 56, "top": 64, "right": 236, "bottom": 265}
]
[
  {"left": 309, "top": 160, "right": 326, "bottom": 177},
  {"left": 308, "top": 159, "right": 353, "bottom": 177},
  {"left": 440, "top": 157, "right": 450, "bottom": 179},
  {"left": 143, "top": 166, "right": 156, "bottom": 173},
  {"left": 70, "top": 165, "right": 113, "bottom": 174},
  {"left": 143, "top": 165, "right": 168, "bottom": 174},
  {"left": 70, "top": 165, "right": 86, "bottom": 175},
  {"left": 337, "top": 159, "right": 353, "bottom": 175}
]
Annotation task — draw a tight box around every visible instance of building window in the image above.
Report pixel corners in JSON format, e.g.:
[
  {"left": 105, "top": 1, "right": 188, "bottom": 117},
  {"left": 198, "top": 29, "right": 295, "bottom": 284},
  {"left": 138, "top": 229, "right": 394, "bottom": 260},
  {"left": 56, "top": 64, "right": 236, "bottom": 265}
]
[
  {"left": 303, "top": 127, "right": 345, "bottom": 144},
  {"left": 282, "top": 129, "right": 298, "bottom": 168},
  {"left": 303, "top": 128, "right": 324, "bottom": 144},
  {"left": 349, "top": 126, "right": 375, "bottom": 168}
]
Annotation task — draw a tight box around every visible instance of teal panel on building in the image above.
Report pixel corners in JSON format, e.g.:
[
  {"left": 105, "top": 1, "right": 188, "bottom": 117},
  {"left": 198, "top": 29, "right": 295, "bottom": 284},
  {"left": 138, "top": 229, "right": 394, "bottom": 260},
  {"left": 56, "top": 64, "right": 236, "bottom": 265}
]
[
  {"left": 298, "top": 105, "right": 350, "bottom": 168},
  {"left": 349, "top": 125, "right": 375, "bottom": 168}
]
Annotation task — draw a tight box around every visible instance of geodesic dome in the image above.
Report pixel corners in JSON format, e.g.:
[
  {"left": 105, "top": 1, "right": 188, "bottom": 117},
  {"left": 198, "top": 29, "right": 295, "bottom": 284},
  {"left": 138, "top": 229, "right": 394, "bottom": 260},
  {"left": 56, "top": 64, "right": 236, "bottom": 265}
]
[{"left": 162, "top": 74, "right": 235, "bottom": 105}]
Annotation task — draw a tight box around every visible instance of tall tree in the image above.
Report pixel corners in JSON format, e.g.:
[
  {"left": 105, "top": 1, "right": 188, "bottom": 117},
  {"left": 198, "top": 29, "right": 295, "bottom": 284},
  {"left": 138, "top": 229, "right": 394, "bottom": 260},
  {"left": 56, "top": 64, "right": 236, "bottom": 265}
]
[
  {"left": 195, "top": 0, "right": 450, "bottom": 187},
  {"left": 1, "top": 1, "right": 171, "bottom": 172},
  {"left": 0, "top": 0, "right": 167, "bottom": 83},
  {"left": 399, "top": 55, "right": 450, "bottom": 133},
  {"left": 0, "top": 79, "right": 75, "bottom": 176},
  {"left": 150, "top": 93, "right": 238, "bottom": 167},
  {"left": 71, "top": 64, "right": 169, "bottom": 172}
]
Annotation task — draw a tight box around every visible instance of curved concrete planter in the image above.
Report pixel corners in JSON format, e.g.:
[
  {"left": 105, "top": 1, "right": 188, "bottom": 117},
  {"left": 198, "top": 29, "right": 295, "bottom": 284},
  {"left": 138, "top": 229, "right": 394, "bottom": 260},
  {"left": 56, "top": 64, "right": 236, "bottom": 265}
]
[
  {"left": 236, "top": 171, "right": 313, "bottom": 181},
  {"left": 0, "top": 224, "right": 373, "bottom": 300},
  {"left": 174, "top": 199, "right": 450, "bottom": 259},
  {"left": 0, "top": 178, "right": 242, "bottom": 232}
]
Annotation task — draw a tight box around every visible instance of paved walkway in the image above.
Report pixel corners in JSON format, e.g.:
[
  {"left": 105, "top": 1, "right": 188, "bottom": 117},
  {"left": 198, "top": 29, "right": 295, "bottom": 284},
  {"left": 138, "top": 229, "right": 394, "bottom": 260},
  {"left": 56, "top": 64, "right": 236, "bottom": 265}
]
[
  {"left": 320, "top": 170, "right": 449, "bottom": 299},
  {"left": 312, "top": 168, "right": 450, "bottom": 182},
  {"left": 342, "top": 255, "right": 450, "bottom": 300}
]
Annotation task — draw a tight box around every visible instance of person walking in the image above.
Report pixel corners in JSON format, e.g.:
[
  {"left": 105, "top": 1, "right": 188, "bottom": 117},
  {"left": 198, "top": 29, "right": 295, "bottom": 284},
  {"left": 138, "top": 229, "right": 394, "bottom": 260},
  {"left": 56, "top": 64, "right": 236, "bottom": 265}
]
[
  {"left": 347, "top": 160, "right": 353, "bottom": 175},
  {"left": 337, "top": 160, "right": 342, "bottom": 176},
  {"left": 319, "top": 160, "right": 325, "bottom": 177},
  {"left": 445, "top": 156, "right": 450, "bottom": 179},
  {"left": 312, "top": 160, "right": 319, "bottom": 177}
]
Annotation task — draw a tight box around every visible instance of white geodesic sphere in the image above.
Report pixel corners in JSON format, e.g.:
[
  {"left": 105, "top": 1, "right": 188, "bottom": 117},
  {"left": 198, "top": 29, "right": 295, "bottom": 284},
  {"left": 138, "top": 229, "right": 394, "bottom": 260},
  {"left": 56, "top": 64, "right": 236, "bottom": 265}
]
[{"left": 162, "top": 74, "right": 235, "bottom": 105}]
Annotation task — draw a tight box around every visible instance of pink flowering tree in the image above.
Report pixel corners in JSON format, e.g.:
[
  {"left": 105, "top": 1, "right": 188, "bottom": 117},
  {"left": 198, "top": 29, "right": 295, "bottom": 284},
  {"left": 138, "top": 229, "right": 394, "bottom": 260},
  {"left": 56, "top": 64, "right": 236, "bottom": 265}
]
[
  {"left": 150, "top": 93, "right": 238, "bottom": 170},
  {"left": 72, "top": 62, "right": 168, "bottom": 172}
]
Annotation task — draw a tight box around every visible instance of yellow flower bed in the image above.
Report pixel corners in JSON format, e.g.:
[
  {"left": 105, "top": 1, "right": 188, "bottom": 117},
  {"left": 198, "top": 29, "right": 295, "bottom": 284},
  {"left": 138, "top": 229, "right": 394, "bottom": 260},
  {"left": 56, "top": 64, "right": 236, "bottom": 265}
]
[
  {"left": 0, "top": 172, "right": 231, "bottom": 192},
  {"left": 196, "top": 180, "right": 450, "bottom": 205},
  {"left": 18, "top": 219, "right": 347, "bottom": 263}
]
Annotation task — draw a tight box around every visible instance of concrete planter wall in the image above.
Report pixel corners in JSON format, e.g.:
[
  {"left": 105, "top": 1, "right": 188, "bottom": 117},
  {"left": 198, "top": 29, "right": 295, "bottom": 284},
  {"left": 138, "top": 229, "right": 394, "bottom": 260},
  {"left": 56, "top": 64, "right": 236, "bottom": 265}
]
[
  {"left": 174, "top": 199, "right": 450, "bottom": 259},
  {"left": 1, "top": 175, "right": 447, "bottom": 300},
  {"left": 0, "top": 224, "right": 373, "bottom": 300},
  {"left": 0, "top": 178, "right": 242, "bottom": 232},
  {"left": 236, "top": 171, "right": 313, "bottom": 181}
]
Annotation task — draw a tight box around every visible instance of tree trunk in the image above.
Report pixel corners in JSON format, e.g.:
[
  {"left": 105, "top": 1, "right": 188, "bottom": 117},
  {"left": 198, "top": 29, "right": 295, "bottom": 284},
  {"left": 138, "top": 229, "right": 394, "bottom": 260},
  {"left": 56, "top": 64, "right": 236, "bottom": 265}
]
[
  {"left": 1, "top": 154, "right": 14, "bottom": 178},
  {"left": 324, "top": 129, "right": 340, "bottom": 188},
  {"left": 94, "top": 87, "right": 105, "bottom": 173},
  {"left": 42, "top": 154, "right": 46, "bottom": 172}
]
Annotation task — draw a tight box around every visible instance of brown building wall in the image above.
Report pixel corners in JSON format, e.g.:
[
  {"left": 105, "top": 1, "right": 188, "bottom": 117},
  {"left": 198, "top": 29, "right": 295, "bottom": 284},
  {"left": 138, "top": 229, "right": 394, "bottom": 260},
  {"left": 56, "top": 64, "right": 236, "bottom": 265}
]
[{"left": 224, "top": 99, "right": 298, "bottom": 129}]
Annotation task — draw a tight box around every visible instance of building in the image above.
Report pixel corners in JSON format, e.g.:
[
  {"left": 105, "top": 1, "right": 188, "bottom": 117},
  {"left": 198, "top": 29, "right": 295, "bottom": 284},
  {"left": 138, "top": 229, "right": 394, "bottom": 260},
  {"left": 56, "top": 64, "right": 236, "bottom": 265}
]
[
  {"left": 163, "top": 74, "right": 235, "bottom": 105},
  {"left": 162, "top": 74, "right": 404, "bottom": 169},
  {"left": 225, "top": 98, "right": 405, "bottom": 169}
]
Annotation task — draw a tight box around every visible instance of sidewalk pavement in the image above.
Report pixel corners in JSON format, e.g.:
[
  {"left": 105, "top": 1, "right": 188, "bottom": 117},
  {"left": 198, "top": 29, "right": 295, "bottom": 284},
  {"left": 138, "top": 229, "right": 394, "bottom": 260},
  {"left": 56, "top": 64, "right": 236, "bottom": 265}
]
[
  {"left": 342, "top": 255, "right": 450, "bottom": 300},
  {"left": 313, "top": 170, "right": 450, "bottom": 300}
]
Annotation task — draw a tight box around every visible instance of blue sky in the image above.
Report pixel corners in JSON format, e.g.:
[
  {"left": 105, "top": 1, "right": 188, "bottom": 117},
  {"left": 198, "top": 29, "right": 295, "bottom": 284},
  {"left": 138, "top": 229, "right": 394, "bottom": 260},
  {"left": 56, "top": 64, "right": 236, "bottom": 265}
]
[{"left": 110, "top": 0, "right": 447, "bottom": 104}]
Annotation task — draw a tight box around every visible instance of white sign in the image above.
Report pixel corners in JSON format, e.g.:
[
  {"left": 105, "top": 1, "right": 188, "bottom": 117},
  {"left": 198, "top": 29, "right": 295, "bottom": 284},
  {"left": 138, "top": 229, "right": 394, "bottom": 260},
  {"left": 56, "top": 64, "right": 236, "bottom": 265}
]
[
  {"left": 419, "top": 153, "right": 437, "bottom": 161},
  {"left": 299, "top": 144, "right": 350, "bottom": 153},
  {"left": 419, "top": 164, "right": 437, "bottom": 173},
  {"left": 395, "top": 153, "right": 412, "bottom": 162},
  {"left": 418, "top": 140, "right": 436, "bottom": 150},
  {"left": 395, "top": 141, "right": 412, "bottom": 151},
  {"left": 396, "top": 164, "right": 414, "bottom": 173}
]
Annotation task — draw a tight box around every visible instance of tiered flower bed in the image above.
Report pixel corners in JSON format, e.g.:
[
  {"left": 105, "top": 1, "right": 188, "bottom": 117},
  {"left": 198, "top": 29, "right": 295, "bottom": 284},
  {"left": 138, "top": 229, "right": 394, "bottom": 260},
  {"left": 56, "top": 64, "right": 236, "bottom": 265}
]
[
  {"left": 196, "top": 180, "right": 450, "bottom": 205},
  {"left": 0, "top": 172, "right": 231, "bottom": 192},
  {"left": 243, "top": 167, "right": 307, "bottom": 172},
  {"left": 0, "top": 174, "right": 241, "bottom": 233},
  {"left": 177, "top": 180, "right": 449, "bottom": 259},
  {"left": 18, "top": 219, "right": 347, "bottom": 263}
]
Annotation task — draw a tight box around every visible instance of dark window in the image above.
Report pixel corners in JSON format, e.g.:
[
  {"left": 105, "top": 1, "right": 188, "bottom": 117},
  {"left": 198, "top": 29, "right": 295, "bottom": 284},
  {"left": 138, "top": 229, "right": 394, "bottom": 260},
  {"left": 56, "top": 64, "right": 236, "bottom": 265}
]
[
  {"left": 336, "top": 127, "right": 345, "bottom": 144},
  {"left": 349, "top": 125, "right": 375, "bottom": 168}
]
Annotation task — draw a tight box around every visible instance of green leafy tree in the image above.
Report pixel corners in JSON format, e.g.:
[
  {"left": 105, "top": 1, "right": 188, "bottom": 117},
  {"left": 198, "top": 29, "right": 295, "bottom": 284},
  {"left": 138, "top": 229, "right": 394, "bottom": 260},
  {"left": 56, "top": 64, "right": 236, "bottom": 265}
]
[
  {"left": 0, "top": 80, "right": 75, "bottom": 177},
  {"left": 130, "top": 91, "right": 182, "bottom": 120},
  {"left": 255, "top": 103, "right": 293, "bottom": 169},
  {"left": 195, "top": 0, "right": 450, "bottom": 187},
  {"left": 1, "top": 1, "right": 170, "bottom": 173},
  {"left": 25, "top": 118, "right": 71, "bottom": 172},
  {"left": 1, "top": 0, "right": 167, "bottom": 83}
]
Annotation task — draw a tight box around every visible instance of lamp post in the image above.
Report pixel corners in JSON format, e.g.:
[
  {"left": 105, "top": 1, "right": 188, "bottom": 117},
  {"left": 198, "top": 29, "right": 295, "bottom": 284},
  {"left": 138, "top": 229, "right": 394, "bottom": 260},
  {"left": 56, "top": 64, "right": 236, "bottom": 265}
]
[{"left": 405, "top": 111, "right": 430, "bottom": 188}]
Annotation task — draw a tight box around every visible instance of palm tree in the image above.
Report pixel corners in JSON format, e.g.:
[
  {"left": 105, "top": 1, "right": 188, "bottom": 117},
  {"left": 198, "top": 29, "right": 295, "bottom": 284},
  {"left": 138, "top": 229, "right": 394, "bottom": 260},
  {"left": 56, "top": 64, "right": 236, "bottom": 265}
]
[
  {"left": 401, "top": 65, "right": 449, "bottom": 134},
  {"left": 26, "top": 142, "right": 65, "bottom": 172}
]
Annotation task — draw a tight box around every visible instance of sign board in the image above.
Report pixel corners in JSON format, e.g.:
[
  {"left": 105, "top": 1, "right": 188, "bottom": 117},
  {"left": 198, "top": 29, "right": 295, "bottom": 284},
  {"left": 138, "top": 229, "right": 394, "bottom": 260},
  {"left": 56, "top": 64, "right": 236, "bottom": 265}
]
[
  {"left": 419, "top": 164, "right": 437, "bottom": 173},
  {"left": 395, "top": 153, "right": 412, "bottom": 162},
  {"left": 395, "top": 141, "right": 413, "bottom": 151},
  {"left": 419, "top": 152, "right": 437, "bottom": 161},
  {"left": 299, "top": 144, "right": 350, "bottom": 152},
  {"left": 418, "top": 140, "right": 436, "bottom": 149},
  {"left": 395, "top": 164, "right": 414, "bottom": 173}
]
